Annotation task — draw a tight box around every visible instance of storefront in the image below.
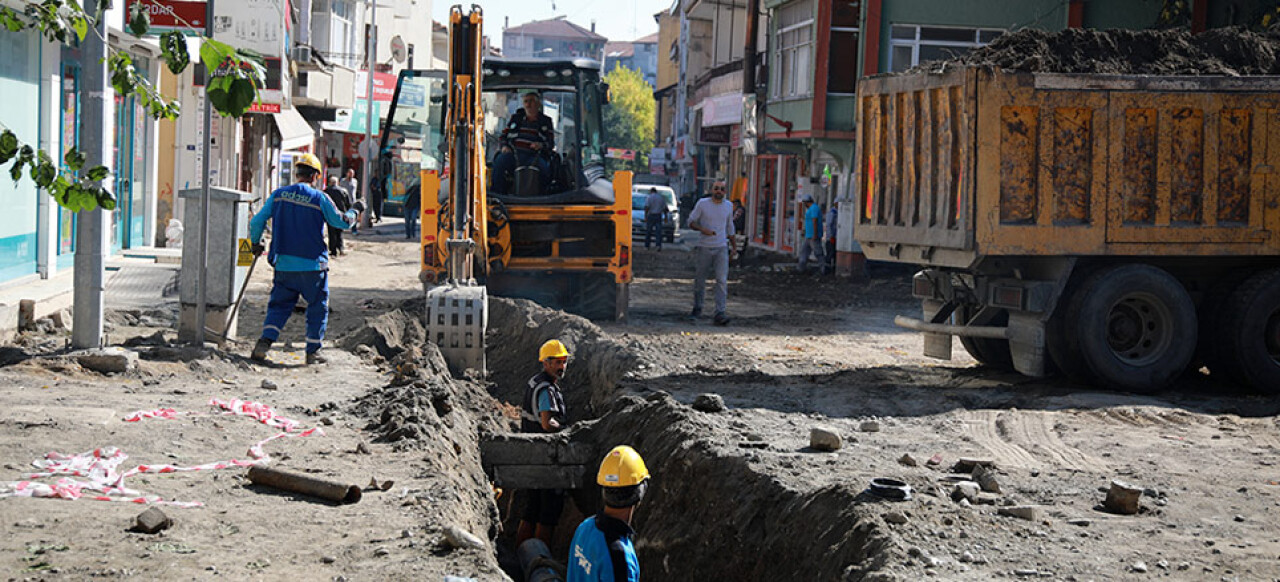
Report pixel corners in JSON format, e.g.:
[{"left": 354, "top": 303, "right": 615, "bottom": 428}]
[
  {"left": 0, "top": 29, "right": 42, "bottom": 284},
  {"left": 748, "top": 153, "right": 805, "bottom": 254}
]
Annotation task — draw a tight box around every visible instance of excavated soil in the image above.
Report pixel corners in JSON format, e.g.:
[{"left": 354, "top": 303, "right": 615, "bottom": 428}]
[{"left": 920, "top": 26, "right": 1280, "bottom": 75}]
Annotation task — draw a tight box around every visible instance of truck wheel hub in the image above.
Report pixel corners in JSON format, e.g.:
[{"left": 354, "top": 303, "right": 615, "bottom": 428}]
[{"left": 1105, "top": 293, "right": 1171, "bottom": 366}]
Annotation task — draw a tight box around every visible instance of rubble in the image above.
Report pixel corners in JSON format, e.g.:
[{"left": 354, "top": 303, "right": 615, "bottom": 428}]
[
  {"left": 75, "top": 347, "right": 138, "bottom": 374},
  {"left": 442, "top": 525, "right": 485, "bottom": 551},
  {"left": 692, "top": 393, "right": 726, "bottom": 412},
  {"left": 998, "top": 505, "right": 1043, "bottom": 522},
  {"left": 1104, "top": 479, "right": 1143, "bottom": 515},
  {"left": 132, "top": 507, "right": 171, "bottom": 534},
  {"left": 809, "top": 426, "right": 842, "bottom": 451}
]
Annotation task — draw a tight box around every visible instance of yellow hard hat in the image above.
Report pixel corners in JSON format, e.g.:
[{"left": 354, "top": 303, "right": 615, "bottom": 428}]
[
  {"left": 294, "top": 153, "right": 323, "bottom": 173},
  {"left": 539, "top": 339, "right": 569, "bottom": 361},
  {"left": 597, "top": 445, "right": 649, "bottom": 488}
]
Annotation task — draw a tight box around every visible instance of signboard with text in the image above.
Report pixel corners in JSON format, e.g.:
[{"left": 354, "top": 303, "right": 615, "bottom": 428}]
[{"left": 124, "top": 0, "right": 207, "bottom": 34}]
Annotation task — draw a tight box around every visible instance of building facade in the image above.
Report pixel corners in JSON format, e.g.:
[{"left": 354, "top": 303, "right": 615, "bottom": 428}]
[
  {"left": 502, "top": 17, "right": 607, "bottom": 60},
  {"left": 605, "top": 33, "right": 659, "bottom": 88}
]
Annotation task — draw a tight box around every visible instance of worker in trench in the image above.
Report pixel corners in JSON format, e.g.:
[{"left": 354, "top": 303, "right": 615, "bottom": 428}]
[
  {"left": 516, "top": 339, "right": 572, "bottom": 546},
  {"left": 567, "top": 445, "right": 651, "bottom": 582},
  {"left": 248, "top": 153, "right": 363, "bottom": 365}
]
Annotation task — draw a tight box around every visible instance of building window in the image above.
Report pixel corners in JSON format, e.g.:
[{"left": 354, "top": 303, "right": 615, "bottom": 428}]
[
  {"left": 772, "top": 0, "right": 814, "bottom": 100},
  {"left": 828, "top": 0, "right": 860, "bottom": 95},
  {"left": 329, "top": 0, "right": 355, "bottom": 68},
  {"left": 889, "top": 25, "right": 1003, "bottom": 72}
]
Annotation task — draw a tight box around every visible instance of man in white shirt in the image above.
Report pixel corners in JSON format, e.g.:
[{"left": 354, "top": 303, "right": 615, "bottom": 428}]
[{"left": 687, "top": 181, "right": 734, "bottom": 325}]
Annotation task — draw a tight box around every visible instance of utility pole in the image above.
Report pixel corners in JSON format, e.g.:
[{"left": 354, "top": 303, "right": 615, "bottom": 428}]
[
  {"left": 194, "top": 0, "right": 217, "bottom": 346},
  {"left": 360, "top": 0, "right": 378, "bottom": 229},
  {"left": 72, "top": 0, "right": 111, "bottom": 349}
]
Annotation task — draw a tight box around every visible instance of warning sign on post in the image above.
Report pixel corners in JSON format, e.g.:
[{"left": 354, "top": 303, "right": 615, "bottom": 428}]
[{"left": 237, "top": 239, "right": 254, "bottom": 267}]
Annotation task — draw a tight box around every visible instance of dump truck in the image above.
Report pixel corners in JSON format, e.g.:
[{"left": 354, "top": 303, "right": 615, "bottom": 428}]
[{"left": 855, "top": 67, "right": 1280, "bottom": 394}]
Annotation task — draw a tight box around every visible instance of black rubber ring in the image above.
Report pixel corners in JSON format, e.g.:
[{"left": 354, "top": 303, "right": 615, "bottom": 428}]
[{"left": 869, "top": 477, "right": 913, "bottom": 501}]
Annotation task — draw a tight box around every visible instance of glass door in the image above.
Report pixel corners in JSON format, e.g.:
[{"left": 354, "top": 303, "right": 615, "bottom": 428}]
[
  {"left": 57, "top": 59, "right": 80, "bottom": 267},
  {"left": 112, "top": 93, "right": 134, "bottom": 252}
]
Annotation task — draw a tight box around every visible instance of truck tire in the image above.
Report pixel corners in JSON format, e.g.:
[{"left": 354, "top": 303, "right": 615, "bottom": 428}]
[
  {"left": 1047, "top": 269, "right": 1101, "bottom": 386},
  {"left": 958, "top": 309, "right": 1014, "bottom": 370},
  {"left": 1209, "top": 268, "right": 1280, "bottom": 393},
  {"left": 1071, "top": 264, "right": 1196, "bottom": 394},
  {"left": 577, "top": 276, "right": 621, "bottom": 321}
]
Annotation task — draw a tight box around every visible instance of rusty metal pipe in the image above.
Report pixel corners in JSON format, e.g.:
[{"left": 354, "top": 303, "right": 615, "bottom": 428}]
[{"left": 247, "top": 466, "right": 362, "bottom": 504}]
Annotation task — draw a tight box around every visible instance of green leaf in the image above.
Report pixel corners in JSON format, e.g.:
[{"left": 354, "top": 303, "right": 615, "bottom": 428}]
[
  {"left": 0, "top": 7, "right": 26, "bottom": 32},
  {"left": 84, "top": 165, "right": 109, "bottom": 182},
  {"left": 32, "top": 151, "right": 56, "bottom": 188},
  {"left": 127, "top": 0, "right": 148, "bottom": 35},
  {"left": 63, "top": 147, "right": 85, "bottom": 171},
  {"left": 0, "top": 130, "right": 17, "bottom": 164},
  {"left": 199, "top": 39, "right": 237, "bottom": 74},
  {"left": 160, "top": 31, "right": 190, "bottom": 75},
  {"left": 94, "top": 186, "right": 116, "bottom": 211}
]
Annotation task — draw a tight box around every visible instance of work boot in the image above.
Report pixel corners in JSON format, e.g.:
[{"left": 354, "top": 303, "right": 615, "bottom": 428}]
[
  {"left": 250, "top": 338, "right": 273, "bottom": 361},
  {"left": 306, "top": 351, "right": 327, "bottom": 365},
  {"left": 713, "top": 313, "right": 730, "bottom": 326},
  {"left": 689, "top": 307, "right": 702, "bottom": 320}
]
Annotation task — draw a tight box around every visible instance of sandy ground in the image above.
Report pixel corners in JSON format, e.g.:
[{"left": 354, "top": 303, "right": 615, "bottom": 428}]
[{"left": 1, "top": 220, "right": 1278, "bottom": 581}]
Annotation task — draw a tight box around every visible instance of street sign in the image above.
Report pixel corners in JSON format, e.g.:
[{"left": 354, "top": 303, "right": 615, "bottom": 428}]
[
  {"left": 247, "top": 102, "right": 281, "bottom": 114},
  {"left": 124, "top": 0, "right": 207, "bottom": 34}
]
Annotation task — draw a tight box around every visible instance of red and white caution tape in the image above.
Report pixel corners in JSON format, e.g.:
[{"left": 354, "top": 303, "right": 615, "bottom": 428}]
[{"left": 2, "top": 398, "right": 322, "bottom": 507}]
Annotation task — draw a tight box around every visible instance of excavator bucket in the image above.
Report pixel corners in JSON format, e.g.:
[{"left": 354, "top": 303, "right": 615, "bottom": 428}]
[{"left": 425, "top": 283, "right": 487, "bottom": 376}]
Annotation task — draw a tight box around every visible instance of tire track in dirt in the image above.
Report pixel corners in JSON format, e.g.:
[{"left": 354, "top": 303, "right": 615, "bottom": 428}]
[
  {"left": 961, "top": 410, "right": 1042, "bottom": 469},
  {"left": 1014, "top": 411, "right": 1109, "bottom": 473}
]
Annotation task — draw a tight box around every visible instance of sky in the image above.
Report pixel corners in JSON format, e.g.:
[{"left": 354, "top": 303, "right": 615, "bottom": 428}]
[{"left": 430, "top": 0, "right": 674, "bottom": 47}]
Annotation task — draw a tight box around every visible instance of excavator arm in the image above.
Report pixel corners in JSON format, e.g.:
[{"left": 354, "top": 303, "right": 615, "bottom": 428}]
[{"left": 425, "top": 4, "right": 489, "bottom": 375}]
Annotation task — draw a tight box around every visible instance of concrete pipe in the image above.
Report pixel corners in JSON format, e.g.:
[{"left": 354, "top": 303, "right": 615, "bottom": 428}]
[{"left": 246, "top": 466, "right": 363, "bottom": 504}]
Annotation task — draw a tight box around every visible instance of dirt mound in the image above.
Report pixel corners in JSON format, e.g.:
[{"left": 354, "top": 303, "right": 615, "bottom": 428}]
[
  {"left": 573, "top": 393, "right": 898, "bottom": 581},
  {"left": 341, "top": 305, "right": 426, "bottom": 360},
  {"left": 486, "top": 297, "right": 639, "bottom": 421},
  {"left": 923, "top": 26, "right": 1280, "bottom": 75},
  {"left": 350, "top": 344, "right": 508, "bottom": 547}
]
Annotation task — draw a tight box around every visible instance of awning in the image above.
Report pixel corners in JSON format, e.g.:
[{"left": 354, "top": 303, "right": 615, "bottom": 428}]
[{"left": 272, "top": 107, "right": 315, "bottom": 151}]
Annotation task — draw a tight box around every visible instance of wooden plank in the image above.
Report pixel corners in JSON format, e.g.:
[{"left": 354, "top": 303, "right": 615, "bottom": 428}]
[
  {"left": 903, "top": 90, "right": 919, "bottom": 227},
  {"left": 936, "top": 86, "right": 955, "bottom": 230},
  {"left": 491, "top": 465, "right": 586, "bottom": 490},
  {"left": 920, "top": 86, "right": 936, "bottom": 228},
  {"left": 887, "top": 92, "right": 902, "bottom": 226}
]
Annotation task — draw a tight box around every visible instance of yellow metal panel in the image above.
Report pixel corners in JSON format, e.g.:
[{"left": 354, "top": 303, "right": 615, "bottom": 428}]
[{"left": 903, "top": 91, "right": 919, "bottom": 227}]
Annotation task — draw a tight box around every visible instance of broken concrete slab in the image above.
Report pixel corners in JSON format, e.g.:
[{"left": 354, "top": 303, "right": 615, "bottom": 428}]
[
  {"left": 858, "top": 420, "right": 881, "bottom": 432},
  {"left": 952, "top": 481, "right": 980, "bottom": 503},
  {"left": 132, "top": 507, "right": 171, "bottom": 534},
  {"left": 998, "top": 505, "right": 1043, "bottom": 522},
  {"left": 74, "top": 347, "right": 138, "bottom": 374},
  {"left": 1104, "top": 479, "right": 1143, "bottom": 515},
  {"left": 809, "top": 426, "right": 842, "bottom": 451},
  {"left": 973, "top": 464, "right": 1001, "bottom": 493},
  {"left": 954, "top": 457, "right": 995, "bottom": 473}
]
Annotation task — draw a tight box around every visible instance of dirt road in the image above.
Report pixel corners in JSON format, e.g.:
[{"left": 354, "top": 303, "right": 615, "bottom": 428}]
[{"left": 0, "top": 225, "right": 1278, "bottom": 581}]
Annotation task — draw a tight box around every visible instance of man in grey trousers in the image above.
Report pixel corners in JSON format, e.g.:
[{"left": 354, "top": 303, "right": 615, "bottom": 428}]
[{"left": 688, "top": 180, "right": 735, "bottom": 325}]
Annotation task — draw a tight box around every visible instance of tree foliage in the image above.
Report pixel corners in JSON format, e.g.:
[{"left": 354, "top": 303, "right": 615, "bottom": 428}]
[
  {"left": 603, "top": 66, "right": 655, "bottom": 176},
  {"left": 0, "top": 0, "right": 264, "bottom": 212}
]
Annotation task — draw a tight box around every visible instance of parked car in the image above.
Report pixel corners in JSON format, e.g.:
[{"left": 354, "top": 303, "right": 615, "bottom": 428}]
[{"left": 631, "top": 186, "right": 679, "bottom": 243}]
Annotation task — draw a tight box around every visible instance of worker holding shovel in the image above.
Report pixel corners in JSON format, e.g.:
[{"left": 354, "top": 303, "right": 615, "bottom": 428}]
[{"left": 247, "top": 153, "right": 363, "bottom": 365}]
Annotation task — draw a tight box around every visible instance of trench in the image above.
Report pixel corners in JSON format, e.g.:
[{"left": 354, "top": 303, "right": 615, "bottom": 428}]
[{"left": 341, "top": 294, "right": 902, "bottom": 581}]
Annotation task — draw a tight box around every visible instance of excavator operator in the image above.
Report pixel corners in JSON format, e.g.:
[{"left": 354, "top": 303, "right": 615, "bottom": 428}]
[{"left": 492, "top": 91, "right": 555, "bottom": 194}]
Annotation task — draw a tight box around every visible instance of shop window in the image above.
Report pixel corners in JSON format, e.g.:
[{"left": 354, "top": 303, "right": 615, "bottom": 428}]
[
  {"left": 771, "top": 0, "right": 814, "bottom": 99},
  {"left": 888, "top": 24, "right": 1004, "bottom": 72}
]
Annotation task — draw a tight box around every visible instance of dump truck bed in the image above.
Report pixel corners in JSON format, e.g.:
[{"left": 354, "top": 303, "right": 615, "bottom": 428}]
[{"left": 854, "top": 68, "right": 1280, "bottom": 268}]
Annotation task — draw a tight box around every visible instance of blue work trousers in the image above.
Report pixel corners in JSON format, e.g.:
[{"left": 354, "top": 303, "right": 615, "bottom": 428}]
[
  {"left": 645, "top": 216, "right": 664, "bottom": 249},
  {"left": 262, "top": 270, "right": 330, "bottom": 353}
]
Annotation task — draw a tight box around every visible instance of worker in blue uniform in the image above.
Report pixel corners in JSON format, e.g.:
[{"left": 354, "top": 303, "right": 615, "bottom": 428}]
[
  {"left": 248, "top": 153, "right": 363, "bottom": 365},
  {"left": 567, "top": 445, "right": 651, "bottom": 582}
]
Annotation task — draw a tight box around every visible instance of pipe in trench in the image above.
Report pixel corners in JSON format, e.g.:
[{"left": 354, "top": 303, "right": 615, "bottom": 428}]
[{"left": 247, "top": 466, "right": 363, "bottom": 504}]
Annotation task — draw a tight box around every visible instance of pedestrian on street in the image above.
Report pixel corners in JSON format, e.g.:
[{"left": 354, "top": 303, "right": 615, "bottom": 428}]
[
  {"left": 798, "top": 195, "right": 824, "bottom": 272},
  {"left": 342, "top": 169, "right": 361, "bottom": 235},
  {"left": 516, "top": 339, "right": 571, "bottom": 547},
  {"left": 642, "top": 187, "right": 668, "bottom": 250},
  {"left": 404, "top": 182, "right": 421, "bottom": 240},
  {"left": 566, "top": 445, "right": 650, "bottom": 582},
  {"left": 823, "top": 202, "right": 839, "bottom": 275},
  {"left": 323, "top": 176, "right": 351, "bottom": 256},
  {"left": 688, "top": 180, "right": 734, "bottom": 326},
  {"left": 248, "top": 154, "right": 362, "bottom": 365}
]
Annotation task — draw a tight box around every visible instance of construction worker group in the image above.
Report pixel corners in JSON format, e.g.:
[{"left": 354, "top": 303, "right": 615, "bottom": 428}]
[{"left": 519, "top": 339, "right": 651, "bottom": 582}]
